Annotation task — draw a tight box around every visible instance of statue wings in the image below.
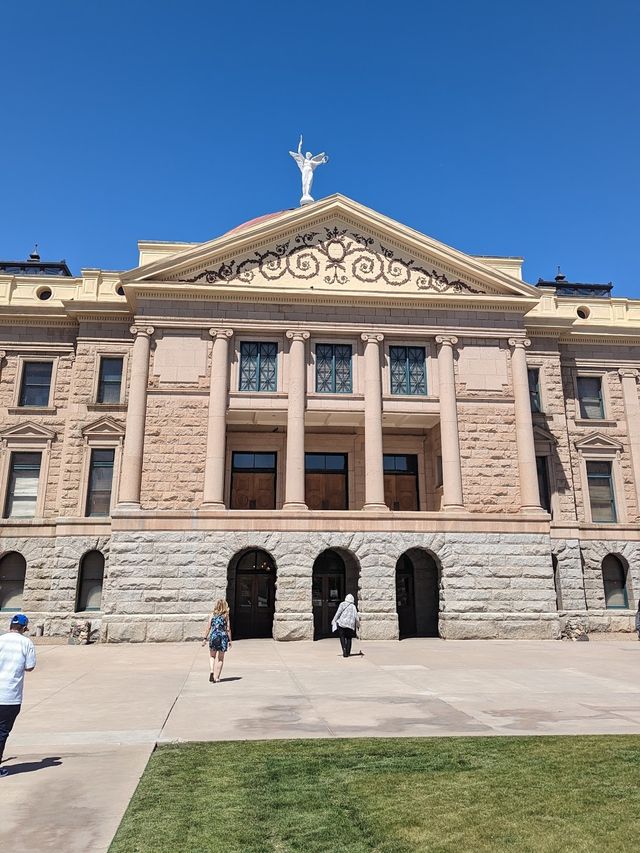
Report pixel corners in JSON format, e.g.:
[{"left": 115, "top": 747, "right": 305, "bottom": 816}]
[
  {"left": 310, "top": 153, "right": 328, "bottom": 165},
  {"left": 289, "top": 150, "right": 305, "bottom": 169}
]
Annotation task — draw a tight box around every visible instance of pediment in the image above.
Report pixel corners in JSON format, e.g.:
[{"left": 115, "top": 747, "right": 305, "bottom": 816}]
[
  {"left": 533, "top": 425, "right": 558, "bottom": 445},
  {"left": 0, "top": 421, "right": 56, "bottom": 441},
  {"left": 575, "top": 432, "right": 624, "bottom": 452},
  {"left": 82, "top": 416, "right": 125, "bottom": 438},
  {"left": 121, "top": 195, "right": 540, "bottom": 303}
]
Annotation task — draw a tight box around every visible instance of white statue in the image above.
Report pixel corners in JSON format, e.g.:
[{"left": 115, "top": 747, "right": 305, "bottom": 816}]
[{"left": 289, "top": 135, "right": 328, "bottom": 205}]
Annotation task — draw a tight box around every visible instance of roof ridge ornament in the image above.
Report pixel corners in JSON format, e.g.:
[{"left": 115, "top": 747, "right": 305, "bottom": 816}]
[{"left": 289, "top": 134, "right": 328, "bottom": 206}]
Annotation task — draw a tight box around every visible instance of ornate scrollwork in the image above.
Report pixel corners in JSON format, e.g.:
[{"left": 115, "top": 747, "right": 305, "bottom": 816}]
[{"left": 181, "top": 227, "right": 484, "bottom": 294}]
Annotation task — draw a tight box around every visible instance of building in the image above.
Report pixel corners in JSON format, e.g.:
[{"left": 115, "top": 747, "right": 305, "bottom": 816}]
[{"left": 0, "top": 195, "right": 638, "bottom": 642}]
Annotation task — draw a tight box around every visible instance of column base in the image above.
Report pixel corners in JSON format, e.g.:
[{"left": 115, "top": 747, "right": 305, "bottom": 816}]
[
  {"left": 442, "top": 504, "right": 465, "bottom": 512},
  {"left": 115, "top": 501, "right": 141, "bottom": 511},
  {"left": 200, "top": 501, "right": 226, "bottom": 511},
  {"left": 362, "top": 502, "right": 390, "bottom": 512},
  {"left": 282, "top": 502, "right": 308, "bottom": 511},
  {"left": 520, "top": 504, "right": 546, "bottom": 515}
]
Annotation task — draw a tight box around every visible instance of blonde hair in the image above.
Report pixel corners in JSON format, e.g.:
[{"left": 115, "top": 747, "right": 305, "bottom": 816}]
[{"left": 213, "top": 599, "right": 229, "bottom": 617}]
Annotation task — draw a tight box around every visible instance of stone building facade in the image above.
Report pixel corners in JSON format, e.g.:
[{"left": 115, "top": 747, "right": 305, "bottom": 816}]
[{"left": 0, "top": 195, "right": 639, "bottom": 641}]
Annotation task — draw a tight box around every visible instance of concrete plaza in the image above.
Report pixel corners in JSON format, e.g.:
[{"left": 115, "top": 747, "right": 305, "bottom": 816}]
[{"left": 2, "top": 637, "right": 640, "bottom": 851}]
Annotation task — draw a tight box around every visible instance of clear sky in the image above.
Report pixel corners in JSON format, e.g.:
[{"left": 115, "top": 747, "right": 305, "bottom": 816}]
[{"left": 2, "top": 1, "right": 639, "bottom": 295}]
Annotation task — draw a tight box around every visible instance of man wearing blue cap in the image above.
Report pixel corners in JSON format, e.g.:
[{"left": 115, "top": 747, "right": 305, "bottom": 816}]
[{"left": 0, "top": 614, "right": 36, "bottom": 777}]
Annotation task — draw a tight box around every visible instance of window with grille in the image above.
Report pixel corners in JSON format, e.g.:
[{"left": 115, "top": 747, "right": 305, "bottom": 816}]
[
  {"left": 86, "top": 449, "right": 115, "bottom": 516},
  {"left": 577, "top": 376, "right": 604, "bottom": 419},
  {"left": 389, "top": 346, "right": 426, "bottom": 395},
  {"left": 5, "top": 452, "right": 41, "bottom": 518},
  {"left": 19, "top": 361, "right": 53, "bottom": 407},
  {"left": 97, "top": 357, "right": 123, "bottom": 403},
  {"left": 315, "top": 344, "right": 352, "bottom": 393},
  {"left": 239, "top": 342, "right": 277, "bottom": 392},
  {"left": 586, "top": 460, "right": 617, "bottom": 522}
]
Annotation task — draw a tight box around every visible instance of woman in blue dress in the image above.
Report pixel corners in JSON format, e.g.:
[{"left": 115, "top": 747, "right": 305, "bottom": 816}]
[{"left": 202, "top": 599, "right": 232, "bottom": 683}]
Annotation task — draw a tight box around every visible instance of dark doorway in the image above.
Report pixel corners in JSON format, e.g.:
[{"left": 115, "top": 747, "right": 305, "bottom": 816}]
[
  {"left": 312, "top": 550, "right": 346, "bottom": 639},
  {"left": 230, "top": 549, "right": 276, "bottom": 638},
  {"left": 396, "top": 550, "right": 440, "bottom": 638}
]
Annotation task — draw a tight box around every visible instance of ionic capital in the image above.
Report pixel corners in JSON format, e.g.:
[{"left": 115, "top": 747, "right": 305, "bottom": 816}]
[
  {"left": 435, "top": 335, "right": 458, "bottom": 348},
  {"left": 286, "top": 330, "right": 310, "bottom": 342},
  {"left": 0, "top": 350, "right": 7, "bottom": 361},
  {"left": 361, "top": 333, "right": 384, "bottom": 344},
  {"left": 209, "top": 328, "right": 233, "bottom": 341},
  {"left": 130, "top": 325, "right": 155, "bottom": 338},
  {"left": 619, "top": 368, "right": 639, "bottom": 380},
  {"left": 508, "top": 337, "right": 531, "bottom": 350}
]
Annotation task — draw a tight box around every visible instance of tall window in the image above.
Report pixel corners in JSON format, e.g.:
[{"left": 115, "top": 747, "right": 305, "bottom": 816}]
[
  {"left": 577, "top": 376, "right": 604, "bottom": 419},
  {"left": 384, "top": 454, "right": 419, "bottom": 511},
  {"left": 315, "top": 344, "right": 352, "bottom": 393},
  {"left": 19, "top": 361, "right": 53, "bottom": 407},
  {"left": 0, "top": 552, "right": 26, "bottom": 611},
  {"left": 76, "top": 550, "right": 105, "bottom": 611},
  {"left": 528, "top": 368, "right": 541, "bottom": 413},
  {"left": 536, "top": 456, "right": 551, "bottom": 513},
  {"left": 86, "top": 449, "right": 115, "bottom": 516},
  {"left": 305, "top": 453, "right": 348, "bottom": 510},
  {"left": 601, "top": 554, "right": 628, "bottom": 609},
  {"left": 390, "top": 346, "right": 426, "bottom": 395},
  {"left": 230, "top": 452, "right": 276, "bottom": 509},
  {"left": 97, "top": 357, "right": 123, "bottom": 403},
  {"left": 239, "top": 342, "right": 277, "bottom": 392},
  {"left": 586, "top": 460, "right": 617, "bottom": 522},
  {"left": 5, "top": 452, "right": 41, "bottom": 518}
]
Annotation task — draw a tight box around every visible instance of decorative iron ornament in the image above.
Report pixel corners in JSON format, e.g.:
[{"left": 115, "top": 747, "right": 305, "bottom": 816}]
[{"left": 181, "top": 227, "right": 484, "bottom": 294}]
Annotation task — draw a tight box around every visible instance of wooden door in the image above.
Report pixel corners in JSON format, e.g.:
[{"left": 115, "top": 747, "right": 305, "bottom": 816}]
[
  {"left": 313, "top": 573, "right": 344, "bottom": 639},
  {"left": 384, "top": 473, "right": 419, "bottom": 511}
]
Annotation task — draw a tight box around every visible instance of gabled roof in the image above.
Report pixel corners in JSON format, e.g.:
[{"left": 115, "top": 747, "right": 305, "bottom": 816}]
[{"left": 119, "top": 195, "right": 540, "bottom": 305}]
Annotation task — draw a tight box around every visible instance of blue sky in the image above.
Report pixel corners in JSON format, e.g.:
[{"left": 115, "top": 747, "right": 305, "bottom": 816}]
[{"left": 2, "top": 1, "right": 639, "bottom": 295}]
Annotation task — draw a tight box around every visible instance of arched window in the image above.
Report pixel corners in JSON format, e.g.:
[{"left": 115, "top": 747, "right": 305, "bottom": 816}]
[
  {"left": 76, "top": 550, "right": 105, "bottom": 612},
  {"left": 602, "top": 554, "right": 628, "bottom": 609},
  {"left": 0, "top": 552, "right": 26, "bottom": 611}
]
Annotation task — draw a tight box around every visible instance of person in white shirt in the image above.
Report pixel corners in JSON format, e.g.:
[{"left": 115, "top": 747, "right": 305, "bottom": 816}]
[
  {"left": 331, "top": 593, "right": 360, "bottom": 657},
  {"left": 0, "top": 613, "right": 36, "bottom": 777}
]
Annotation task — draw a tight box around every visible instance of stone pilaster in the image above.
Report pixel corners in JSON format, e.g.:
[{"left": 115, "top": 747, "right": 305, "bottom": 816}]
[
  {"left": 202, "top": 329, "right": 233, "bottom": 509},
  {"left": 619, "top": 369, "right": 640, "bottom": 517},
  {"left": 118, "top": 325, "right": 154, "bottom": 508},
  {"left": 436, "top": 335, "right": 464, "bottom": 511},
  {"left": 361, "top": 333, "right": 388, "bottom": 511},
  {"left": 283, "top": 330, "right": 309, "bottom": 510},
  {"left": 508, "top": 338, "right": 542, "bottom": 513}
]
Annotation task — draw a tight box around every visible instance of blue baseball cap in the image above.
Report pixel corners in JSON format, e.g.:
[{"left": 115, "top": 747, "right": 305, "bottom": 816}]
[{"left": 10, "top": 614, "right": 28, "bottom": 627}]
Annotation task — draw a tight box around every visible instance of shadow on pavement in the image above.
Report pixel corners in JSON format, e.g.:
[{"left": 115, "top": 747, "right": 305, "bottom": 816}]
[{"left": 3, "top": 756, "right": 63, "bottom": 775}]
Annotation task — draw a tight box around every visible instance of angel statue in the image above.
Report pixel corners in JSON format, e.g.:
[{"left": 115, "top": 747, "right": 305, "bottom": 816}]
[{"left": 289, "top": 135, "right": 329, "bottom": 205}]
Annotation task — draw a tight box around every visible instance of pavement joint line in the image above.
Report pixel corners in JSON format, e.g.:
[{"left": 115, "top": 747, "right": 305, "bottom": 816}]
[
  {"left": 156, "top": 643, "right": 201, "bottom": 746},
  {"left": 272, "top": 640, "right": 337, "bottom": 738},
  {"left": 22, "top": 669, "right": 90, "bottom": 717}
]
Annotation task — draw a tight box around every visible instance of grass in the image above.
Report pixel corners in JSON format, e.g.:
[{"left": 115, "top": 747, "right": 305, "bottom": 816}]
[{"left": 109, "top": 736, "right": 640, "bottom": 853}]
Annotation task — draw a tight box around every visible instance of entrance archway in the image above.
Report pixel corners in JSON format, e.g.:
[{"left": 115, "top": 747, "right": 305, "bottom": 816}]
[
  {"left": 228, "top": 549, "right": 276, "bottom": 639},
  {"left": 396, "top": 549, "right": 440, "bottom": 638},
  {"left": 312, "top": 548, "right": 359, "bottom": 639}
]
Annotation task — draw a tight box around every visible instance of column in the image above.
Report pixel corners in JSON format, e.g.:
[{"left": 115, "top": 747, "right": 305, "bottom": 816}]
[
  {"left": 361, "top": 333, "right": 388, "bottom": 511},
  {"left": 202, "top": 329, "right": 233, "bottom": 509},
  {"left": 436, "top": 336, "right": 464, "bottom": 511},
  {"left": 283, "top": 330, "right": 309, "bottom": 510},
  {"left": 118, "top": 325, "right": 154, "bottom": 508},
  {"left": 508, "top": 338, "right": 542, "bottom": 513},
  {"left": 619, "top": 369, "right": 640, "bottom": 511}
]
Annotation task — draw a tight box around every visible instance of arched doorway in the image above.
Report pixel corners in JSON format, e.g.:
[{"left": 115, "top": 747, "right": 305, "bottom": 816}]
[
  {"left": 312, "top": 549, "right": 360, "bottom": 639},
  {"left": 396, "top": 549, "right": 440, "bottom": 638},
  {"left": 602, "top": 554, "right": 629, "bottom": 609},
  {"left": 0, "top": 551, "right": 26, "bottom": 611},
  {"left": 228, "top": 549, "right": 277, "bottom": 639}
]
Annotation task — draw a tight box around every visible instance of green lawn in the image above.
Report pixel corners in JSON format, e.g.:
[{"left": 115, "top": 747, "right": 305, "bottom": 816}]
[{"left": 109, "top": 736, "right": 640, "bottom": 853}]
